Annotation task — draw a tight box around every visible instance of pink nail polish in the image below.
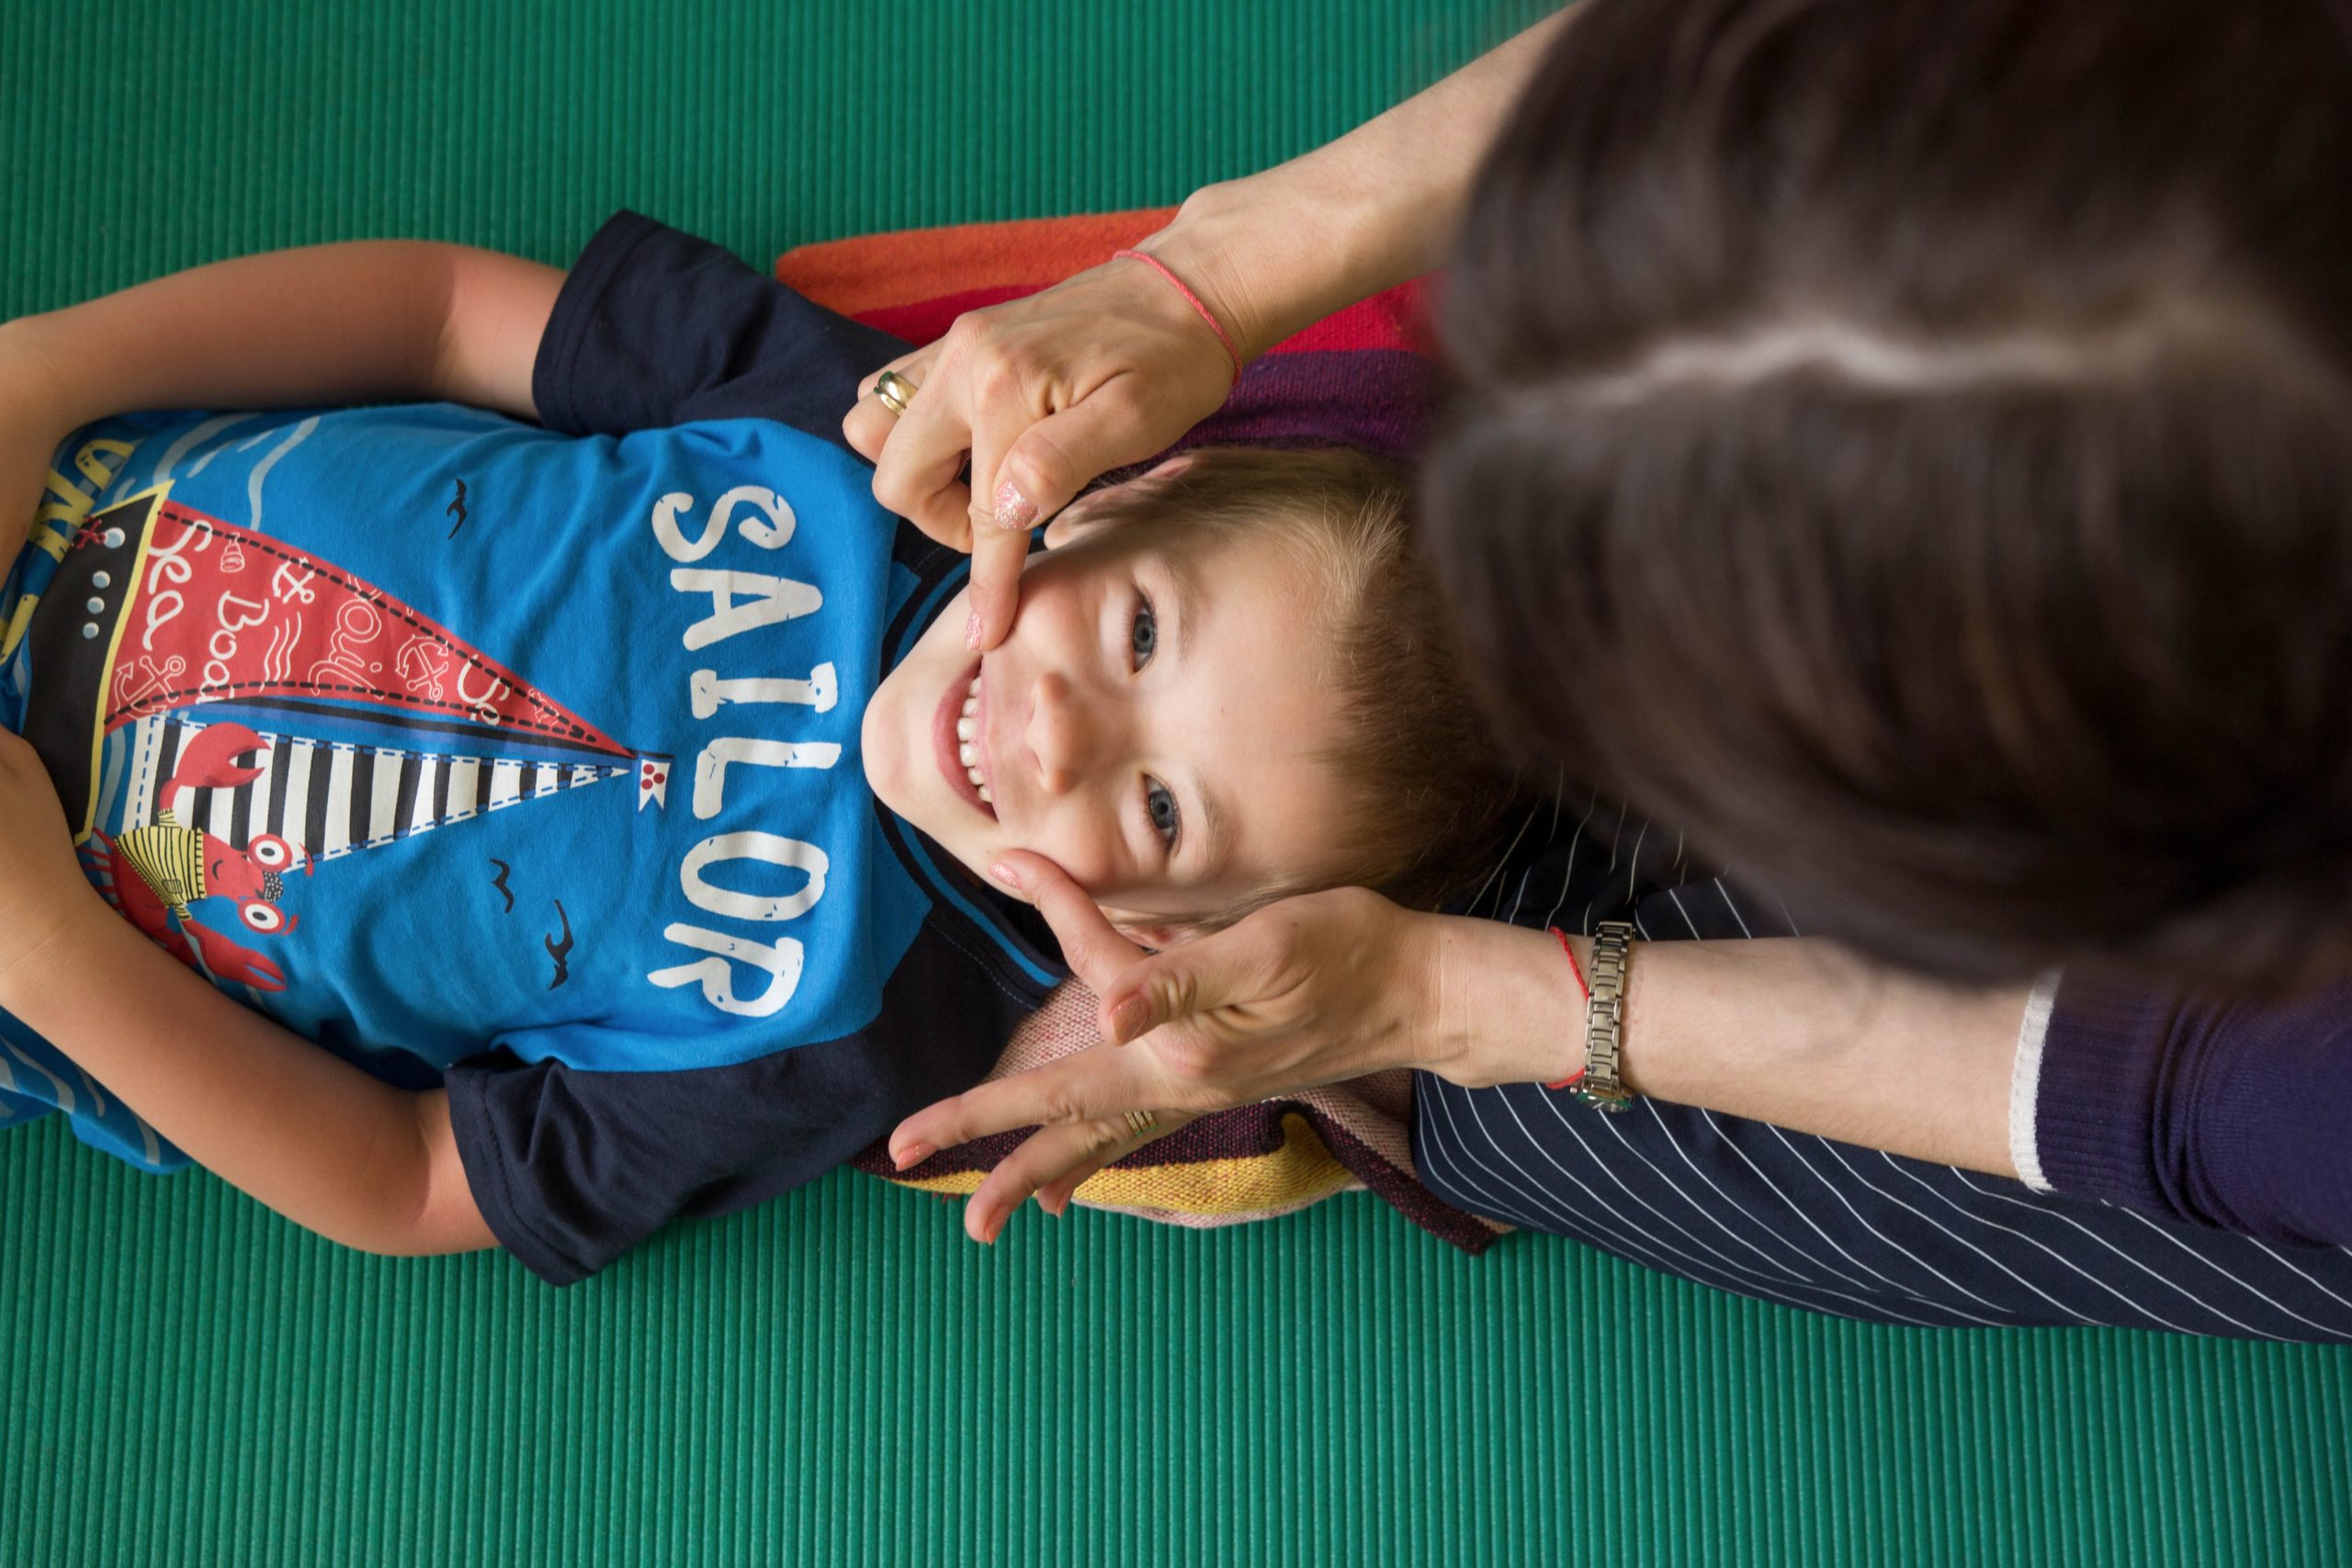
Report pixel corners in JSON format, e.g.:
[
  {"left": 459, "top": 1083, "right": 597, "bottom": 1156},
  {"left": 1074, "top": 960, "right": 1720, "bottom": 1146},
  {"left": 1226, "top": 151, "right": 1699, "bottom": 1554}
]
[
  {"left": 989, "top": 862, "right": 1022, "bottom": 891},
  {"left": 992, "top": 479, "right": 1038, "bottom": 532},
  {"left": 965, "top": 609, "right": 983, "bottom": 650},
  {"left": 895, "top": 1142, "right": 934, "bottom": 1170}
]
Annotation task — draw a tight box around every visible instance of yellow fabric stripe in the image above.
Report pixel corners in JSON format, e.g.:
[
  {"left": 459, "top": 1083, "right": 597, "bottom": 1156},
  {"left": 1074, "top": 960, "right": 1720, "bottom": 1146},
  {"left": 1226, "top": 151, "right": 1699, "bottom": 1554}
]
[
  {"left": 881, "top": 1113, "right": 1358, "bottom": 1218},
  {"left": 1, "top": 595, "right": 36, "bottom": 661}
]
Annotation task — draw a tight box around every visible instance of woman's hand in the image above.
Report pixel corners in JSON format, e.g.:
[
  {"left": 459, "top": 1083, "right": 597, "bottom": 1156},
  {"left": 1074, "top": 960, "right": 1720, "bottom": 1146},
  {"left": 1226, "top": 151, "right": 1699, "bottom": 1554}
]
[
  {"left": 837, "top": 12, "right": 1578, "bottom": 654},
  {"left": 888, "top": 850, "right": 1577, "bottom": 1242},
  {"left": 841, "top": 243, "right": 1243, "bottom": 652}
]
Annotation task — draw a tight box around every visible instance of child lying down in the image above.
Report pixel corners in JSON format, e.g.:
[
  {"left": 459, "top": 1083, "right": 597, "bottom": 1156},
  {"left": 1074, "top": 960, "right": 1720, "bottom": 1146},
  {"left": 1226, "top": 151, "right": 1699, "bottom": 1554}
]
[{"left": 0, "top": 214, "right": 1517, "bottom": 1282}]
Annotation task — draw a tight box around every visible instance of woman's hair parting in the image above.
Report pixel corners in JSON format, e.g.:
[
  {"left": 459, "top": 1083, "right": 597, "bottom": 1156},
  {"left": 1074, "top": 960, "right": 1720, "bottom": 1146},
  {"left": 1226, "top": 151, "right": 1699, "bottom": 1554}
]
[
  {"left": 1427, "top": 0, "right": 2352, "bottom": 987},
  {"left": 1085, "top": 446, "right": 1527, "bottom": 917}
]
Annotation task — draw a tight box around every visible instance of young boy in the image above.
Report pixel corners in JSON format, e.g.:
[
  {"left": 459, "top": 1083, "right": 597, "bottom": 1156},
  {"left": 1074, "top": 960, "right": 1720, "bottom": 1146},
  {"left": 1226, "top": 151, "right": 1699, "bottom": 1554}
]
[{"left": 0, "top": 213, "right": 1513, "bottom": 1283}]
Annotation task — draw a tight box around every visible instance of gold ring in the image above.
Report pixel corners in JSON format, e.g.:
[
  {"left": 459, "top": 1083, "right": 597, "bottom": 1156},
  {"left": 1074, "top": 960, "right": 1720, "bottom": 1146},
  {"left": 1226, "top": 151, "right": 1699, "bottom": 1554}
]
[
  {"left": 1122, "top": 1110, "right": 1159, "bottom": 1138},
  {"left": 873, "top": 368, "right": 920, "bottom": 416}
]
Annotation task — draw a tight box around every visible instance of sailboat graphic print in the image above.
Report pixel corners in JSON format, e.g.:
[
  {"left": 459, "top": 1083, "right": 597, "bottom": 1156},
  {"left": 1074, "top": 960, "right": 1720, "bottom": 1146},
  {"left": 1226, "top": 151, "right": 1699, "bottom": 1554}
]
[{"left": 20, "top": 487, "right": 673, "bottom": 983}]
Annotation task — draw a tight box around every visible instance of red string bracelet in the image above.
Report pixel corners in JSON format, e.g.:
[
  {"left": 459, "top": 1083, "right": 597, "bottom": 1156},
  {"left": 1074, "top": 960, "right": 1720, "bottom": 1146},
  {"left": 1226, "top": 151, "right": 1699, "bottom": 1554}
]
[
  {"left": 1544, "top": 926, "right": 1590, "bottom": 1090},
  {"left": 1112, "top": 248, "right": 1247, "bottom": 383}
]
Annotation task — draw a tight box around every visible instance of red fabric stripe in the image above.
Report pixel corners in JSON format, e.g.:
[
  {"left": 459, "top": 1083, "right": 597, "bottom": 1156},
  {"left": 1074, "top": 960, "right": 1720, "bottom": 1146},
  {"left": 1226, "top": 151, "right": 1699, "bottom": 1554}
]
[{"left": 854, "top": 277, "right": 1431, "bottom": 356}]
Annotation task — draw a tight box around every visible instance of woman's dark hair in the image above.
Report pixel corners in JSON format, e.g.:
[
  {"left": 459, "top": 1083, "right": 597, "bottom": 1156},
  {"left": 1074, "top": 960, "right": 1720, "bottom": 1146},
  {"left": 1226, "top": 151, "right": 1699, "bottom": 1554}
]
[{"left": 1426, "top": 0, "right": 2352, "bottom": 987}]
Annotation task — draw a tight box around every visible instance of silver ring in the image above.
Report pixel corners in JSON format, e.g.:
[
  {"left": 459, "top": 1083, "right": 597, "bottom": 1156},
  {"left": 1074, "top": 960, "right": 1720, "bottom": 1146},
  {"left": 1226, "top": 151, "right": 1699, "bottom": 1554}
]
[
  {"left": 1122, "top": 1110, "right": 1159, "bottom": 1138},
  {"left": 873, "top": 368, "right": 919, "bottom": 417}
]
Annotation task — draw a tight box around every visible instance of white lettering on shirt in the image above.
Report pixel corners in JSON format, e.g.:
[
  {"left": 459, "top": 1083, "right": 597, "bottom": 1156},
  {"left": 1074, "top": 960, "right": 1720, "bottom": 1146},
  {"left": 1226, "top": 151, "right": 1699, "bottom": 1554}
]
[{"left": 644, "top": 487, "right": 858, "bottom": 1020}]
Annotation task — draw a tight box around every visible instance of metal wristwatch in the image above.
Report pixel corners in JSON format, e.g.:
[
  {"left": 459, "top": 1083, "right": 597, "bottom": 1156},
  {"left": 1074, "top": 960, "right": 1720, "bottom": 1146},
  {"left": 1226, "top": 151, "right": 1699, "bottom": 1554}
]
[{"left": 1577, "top": 920, "right": 1636, "bottom": 1111}]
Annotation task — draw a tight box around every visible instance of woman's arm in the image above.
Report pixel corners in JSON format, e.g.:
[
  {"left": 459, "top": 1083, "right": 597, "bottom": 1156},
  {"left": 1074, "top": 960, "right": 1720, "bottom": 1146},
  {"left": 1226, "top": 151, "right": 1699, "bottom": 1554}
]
[
  {"left": 1139, "top": 8, "right": 1574, "bottom": 365},
  {"left": 842, "top": 9, "right": 1575, "bottom": 650},
  {"left": 890, "top": 852, "right": 2025, "bottom": 1242},
  {"left": 4, "top": 241, "right": 563, "bottom": 555},
  {"left": 1438, "top": 917, "right": 2026, "bottom": 1176},
  {"left": 0, "top": 731, "right": 492, "bottom": 1255}
]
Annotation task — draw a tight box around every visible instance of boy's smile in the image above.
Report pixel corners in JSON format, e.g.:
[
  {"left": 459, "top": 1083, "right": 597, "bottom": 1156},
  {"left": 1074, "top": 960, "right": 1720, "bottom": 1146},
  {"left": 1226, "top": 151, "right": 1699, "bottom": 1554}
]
[
  {"left": 933, "top": 660, "right": 997, "bottom": 818},
  {"left": 865, "top": 502, "right": 1356, "bottom": 938}
]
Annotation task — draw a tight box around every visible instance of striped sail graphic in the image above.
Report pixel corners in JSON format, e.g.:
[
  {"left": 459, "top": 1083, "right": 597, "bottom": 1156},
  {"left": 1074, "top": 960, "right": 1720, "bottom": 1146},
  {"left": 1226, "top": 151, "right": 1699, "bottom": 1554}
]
[
  {"left": 25, "top": 489, "right": 673, "bottom": 851},
  {"left": 115, "top": 715, "right": 638, "bottom": 863}
]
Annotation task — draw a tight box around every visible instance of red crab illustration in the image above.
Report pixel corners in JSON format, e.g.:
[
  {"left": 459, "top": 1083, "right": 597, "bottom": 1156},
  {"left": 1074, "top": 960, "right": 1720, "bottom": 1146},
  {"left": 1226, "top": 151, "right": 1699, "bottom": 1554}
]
[{"left": 79, "top": 722, "right": 312, "bottom": 992}]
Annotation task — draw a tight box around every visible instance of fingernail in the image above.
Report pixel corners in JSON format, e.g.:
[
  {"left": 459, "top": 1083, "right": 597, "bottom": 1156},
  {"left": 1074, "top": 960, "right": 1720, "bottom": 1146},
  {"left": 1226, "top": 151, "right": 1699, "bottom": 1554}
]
[
  {"left": 894, "top": 1142, "right": 934, "bottom": 1171},
  {"left": 989, "top": 862, "right": 1022, "bottom": 891},
  {"left": 1110, "top": 998, "right": 1148, "bottom": 1043},
  {"left": 964, "top": 609, "right": 983, "bottom": 650},
  {"left": 991, "top": 479, "right": 1038, "bottom": 532}
]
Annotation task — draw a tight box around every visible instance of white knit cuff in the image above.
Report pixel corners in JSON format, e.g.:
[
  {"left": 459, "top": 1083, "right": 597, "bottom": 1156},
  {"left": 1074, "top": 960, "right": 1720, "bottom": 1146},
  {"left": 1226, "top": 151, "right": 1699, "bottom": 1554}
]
[{"left": 2007, "top": 970, "right": 2062, "bottom": 1192}]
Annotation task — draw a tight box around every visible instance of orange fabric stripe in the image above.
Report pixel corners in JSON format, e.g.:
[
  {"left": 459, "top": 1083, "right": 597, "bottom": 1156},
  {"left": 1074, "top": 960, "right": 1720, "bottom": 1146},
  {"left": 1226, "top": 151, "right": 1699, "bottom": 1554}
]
[{"left": 775, "top": 209, "right": 1177, "bottom": 315}]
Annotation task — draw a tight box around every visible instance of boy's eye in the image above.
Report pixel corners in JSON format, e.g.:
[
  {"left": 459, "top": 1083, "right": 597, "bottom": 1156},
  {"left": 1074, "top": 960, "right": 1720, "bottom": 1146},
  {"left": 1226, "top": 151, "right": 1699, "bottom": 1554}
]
[
  {"left": 1130, "top": 595, "right": 1158, "bottom": 671},
  {"left": 1145, "top": 777, "right": 1180, "bottom": 850}
]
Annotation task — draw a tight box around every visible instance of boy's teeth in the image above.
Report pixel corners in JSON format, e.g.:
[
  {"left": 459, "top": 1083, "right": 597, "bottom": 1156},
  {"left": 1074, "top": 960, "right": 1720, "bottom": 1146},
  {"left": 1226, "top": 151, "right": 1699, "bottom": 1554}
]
[{"left": 959, "top": 670, "right": 989, "bottom": 803}]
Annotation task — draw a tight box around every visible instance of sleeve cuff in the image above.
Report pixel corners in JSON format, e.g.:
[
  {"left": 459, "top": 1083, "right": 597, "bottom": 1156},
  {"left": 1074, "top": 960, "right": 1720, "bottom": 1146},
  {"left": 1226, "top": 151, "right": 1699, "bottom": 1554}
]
[
  {"left": 529, "top": 210, "right": 665, "bottom": 436},
  {"left": 2007, "top": 970, "right": 2062, "bottom": 1191},
  {"left": 445, "top": 1070, "right": 594, "bottom": 1287},
  {"left": 2020, "top": 975, "right": 2179, "bottom": 1213}
]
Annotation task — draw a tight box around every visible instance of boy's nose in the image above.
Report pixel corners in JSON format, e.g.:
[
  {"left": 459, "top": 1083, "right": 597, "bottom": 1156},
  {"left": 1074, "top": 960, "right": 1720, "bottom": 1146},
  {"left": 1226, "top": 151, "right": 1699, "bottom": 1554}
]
[{"left": 1026, "top": 670, "right": 1119, "bottom": 795}]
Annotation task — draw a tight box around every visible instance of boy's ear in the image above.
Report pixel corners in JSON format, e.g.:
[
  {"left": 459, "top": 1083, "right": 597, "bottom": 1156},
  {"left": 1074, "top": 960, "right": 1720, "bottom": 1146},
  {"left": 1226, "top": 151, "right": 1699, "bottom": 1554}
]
[{"left": 1041, "top": 454, "right": 1198, "bottom": 550}]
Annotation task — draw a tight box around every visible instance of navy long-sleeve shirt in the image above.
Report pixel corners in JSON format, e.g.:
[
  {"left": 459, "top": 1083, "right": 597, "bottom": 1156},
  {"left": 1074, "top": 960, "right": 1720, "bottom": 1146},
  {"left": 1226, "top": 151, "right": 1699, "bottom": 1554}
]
[{"left": 2021, "top": 976, "right": 2352, "bottom": 1248}]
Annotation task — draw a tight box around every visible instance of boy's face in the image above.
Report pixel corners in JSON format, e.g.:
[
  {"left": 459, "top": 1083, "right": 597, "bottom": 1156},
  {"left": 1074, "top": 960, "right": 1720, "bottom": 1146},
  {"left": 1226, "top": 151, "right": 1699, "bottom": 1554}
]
[{"left": 864, "top": 482, "right": 1353, "bottom": 940}]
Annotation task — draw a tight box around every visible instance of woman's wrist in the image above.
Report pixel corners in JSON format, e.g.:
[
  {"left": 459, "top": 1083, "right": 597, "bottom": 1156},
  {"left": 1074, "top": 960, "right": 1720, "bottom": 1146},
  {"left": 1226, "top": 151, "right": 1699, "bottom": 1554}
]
[
  {"left": 1139, "top": 12, "right": 1577, "bottom": 367},
  {"left": 1419, "top": 913, "right": 1589, "bottom": 1088},
  {"left": 1140, "top": 173, "right": 1426, "bottom": 367}
]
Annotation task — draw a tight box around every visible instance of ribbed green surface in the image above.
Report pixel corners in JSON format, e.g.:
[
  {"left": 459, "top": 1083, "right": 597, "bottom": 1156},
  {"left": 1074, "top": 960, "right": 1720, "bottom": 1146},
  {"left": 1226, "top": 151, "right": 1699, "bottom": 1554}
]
[{"left": 4, "top": 1, "right": 2348, "bottom": 1562}]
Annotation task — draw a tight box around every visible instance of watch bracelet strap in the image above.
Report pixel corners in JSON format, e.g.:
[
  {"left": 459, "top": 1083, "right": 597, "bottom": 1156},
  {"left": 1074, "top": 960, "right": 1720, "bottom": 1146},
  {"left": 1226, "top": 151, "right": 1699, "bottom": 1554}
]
[{"left": 1577, "top": 919, "right": 1635, "bottom": 1111}]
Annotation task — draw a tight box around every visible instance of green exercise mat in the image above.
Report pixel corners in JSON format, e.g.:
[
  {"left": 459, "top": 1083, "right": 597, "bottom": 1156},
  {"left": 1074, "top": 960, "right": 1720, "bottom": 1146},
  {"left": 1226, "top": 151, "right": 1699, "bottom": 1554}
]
[{"left": 3, "top": 1, "right": 2348, "bottom": 1562}]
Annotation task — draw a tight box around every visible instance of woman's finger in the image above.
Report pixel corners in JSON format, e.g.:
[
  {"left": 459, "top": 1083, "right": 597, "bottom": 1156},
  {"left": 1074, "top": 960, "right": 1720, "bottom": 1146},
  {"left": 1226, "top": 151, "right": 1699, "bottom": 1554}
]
[
  {"left": 987, "top": 849, "right": 1149, "bottom": 994},
  {"left": 1091, "top": 905, "right": 1296, "bottom": 1043},
  {"left": 957, "top": 378, "right": 1061, "bottom": 649},
  {"left": 962, "top": 1116, "right": 1132, "bottom": 1242},
  {"left": 1036, "top": 1111, "right": 1196, "bottom": 1215},
  {"left": 842, "top": 347, "right": 933, "bottom": 463},
  {"left": 965, "top": 1110, "right": 1198, "bottom": 1241},
  {"left": 888, "top": 1040, "right": 1167, "bottom": 1168},
  {"left": 964, "top": 523, "right": 1035, "bottom": 652},
  {"left": 864, "top": 349, "right": 978, "bottom": 551},
  {"left": 983, "top": 378, "right": 1166, "bottom": 539}
]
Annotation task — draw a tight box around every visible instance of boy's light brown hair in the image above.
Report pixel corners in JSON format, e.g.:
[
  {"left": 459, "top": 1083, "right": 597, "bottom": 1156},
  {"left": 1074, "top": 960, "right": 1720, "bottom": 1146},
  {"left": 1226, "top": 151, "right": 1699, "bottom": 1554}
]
[{"left": 1085, "top": 446, "right": 1525, "bottom": 920}]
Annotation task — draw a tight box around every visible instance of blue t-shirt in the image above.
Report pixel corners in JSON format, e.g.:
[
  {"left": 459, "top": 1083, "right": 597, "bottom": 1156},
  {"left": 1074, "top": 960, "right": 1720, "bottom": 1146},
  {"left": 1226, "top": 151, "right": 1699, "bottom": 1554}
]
[{"left": 0, "top": 213, "right": 1064, "bottom": 1282}]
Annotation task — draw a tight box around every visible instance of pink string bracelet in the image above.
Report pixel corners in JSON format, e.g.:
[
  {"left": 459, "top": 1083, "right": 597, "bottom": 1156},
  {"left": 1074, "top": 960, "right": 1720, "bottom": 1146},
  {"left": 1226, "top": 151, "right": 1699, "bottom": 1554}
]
[
  {"left": 1112, "top": 248, "right": 1247, "bottom": 383},
  {"left": 1544, "top": 926, "right": 1591, "bottom": 1090}
]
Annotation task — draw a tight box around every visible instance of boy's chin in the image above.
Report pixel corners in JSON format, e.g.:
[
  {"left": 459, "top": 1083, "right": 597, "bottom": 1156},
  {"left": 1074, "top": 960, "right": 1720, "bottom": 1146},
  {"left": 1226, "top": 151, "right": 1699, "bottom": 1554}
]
[{"left": 864, "top": 751, "right": 998, "bottom": 883}]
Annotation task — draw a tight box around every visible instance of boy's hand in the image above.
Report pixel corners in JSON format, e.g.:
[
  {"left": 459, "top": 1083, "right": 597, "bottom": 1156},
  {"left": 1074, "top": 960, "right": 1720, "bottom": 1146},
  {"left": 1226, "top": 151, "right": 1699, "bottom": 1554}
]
[
  {"left": 0, "top": 728, "right": 104, "bottom": 997},
  {"left": 0, "top": 321, "right": 77, "bottom": 558}
]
